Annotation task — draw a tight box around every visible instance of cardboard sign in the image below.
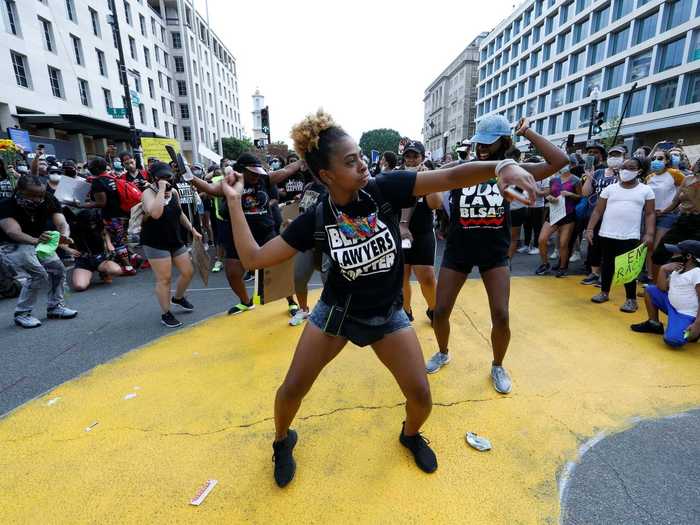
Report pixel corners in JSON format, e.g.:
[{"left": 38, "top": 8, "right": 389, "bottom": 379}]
[
  {"left": 141, "top": 137, "right": 181, "bottom": 162},
  {"left": 54, "top": 176, "right": 92, "bottom": 205},
  {"left": 548, "top": 196, "right": 566, "bottom": 225},
  {"left": 613, "top": 244, "right": 647, "bottom": 285},
  {"left": 280, "top": 201, "right": 300, "bottom": 232},
  {"left": 190, "top": 237, "right": 210, "bottom": 287},
  {"left": 253, "top": 257, "right": 295, "bottom": 305}
]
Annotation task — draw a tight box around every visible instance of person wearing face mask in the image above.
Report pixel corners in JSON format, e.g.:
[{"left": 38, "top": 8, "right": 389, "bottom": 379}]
[
  {"left": 46, "top": 166, "right": 63, "bottom": 194},
  {"left": 398, "top": 141, "right": 442, "bottom": 322},
  {"left": 0, "top": 174, "right": 78, "bottom": 328},
  {"left": 141, "top": 162, "right": 200, "bottom": 328},
  {"left": 632, "top": 240, "right": 700, "bottom": 347},
  {"left": 119, "top": 152, "right": 149, "bottom": 191},
  {"left": 668, "top": 147, "right": 691, "bottom": 174},
  {"left": 586, "top": 157, "right": 656, "bottom": 312},
  {"left": 425, "top": 116, "right": 569, "bottom": 396},
  {"left": 580, "top": 146, "right": 626, "bottom": 286},
  {"left": 61, "top": 160, "right": 77, "bottom": 179}
]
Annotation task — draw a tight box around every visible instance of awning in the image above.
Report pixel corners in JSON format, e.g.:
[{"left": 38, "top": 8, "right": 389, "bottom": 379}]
[
  {"left": 198, "top": 143, "right": 222, "bottom": 164},
  {"left": 13, "top": 113, "right": 159, "bottom": 141}
]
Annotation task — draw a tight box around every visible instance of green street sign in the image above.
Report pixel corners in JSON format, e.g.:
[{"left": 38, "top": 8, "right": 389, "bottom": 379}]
[
  {"left": 107, "top": 107, "right": 127, "bottom": 118},
  {"left": 262, "top": 126, "right": 270, "bottom": 134}
]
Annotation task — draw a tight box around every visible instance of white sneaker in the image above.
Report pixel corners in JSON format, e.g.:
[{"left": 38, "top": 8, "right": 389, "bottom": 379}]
[
  {"left": 549, "top": 249, "right": 559, "bottom": 260},
  {"left": 426, "top": 351, "right": 450, "bottom": 374},
  {"left": 491, "top": 365, "right": 512, "bottom": 394},
  {"left": 528, "top": 247, "right": 540, "bottom": 255},
  {"left": 516, "top": 245, "right": 529, "bottom": 254},
  {"left": 289, "top": 309, "right": 309, "bottom": 326},
  {"left": 569, "top": 251, "right": 581, "bottom": 262}
]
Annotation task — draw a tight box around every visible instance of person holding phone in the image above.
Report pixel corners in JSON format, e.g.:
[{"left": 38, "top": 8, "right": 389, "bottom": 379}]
[
  {"left": 586, "top": 157, "right": 655, "bottom": 312},
  {"left": 140, "top": 162, "right": 199, "bottom": 328},
  {"left": 425, "top": 115, "right": 568, "bottom": 397},
  {"left": 218, "top": 109, "right": 548, "bottom": 488}
]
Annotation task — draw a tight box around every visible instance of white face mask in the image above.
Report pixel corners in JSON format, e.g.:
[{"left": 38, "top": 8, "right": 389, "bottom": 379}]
[
  {"left": 49, "top": 174, "right": 62, "bottom": 183},
  {"left": 607, "top": 157, "right": 624, "bottom": 169},
  {"left": 619, "top": 169, "right": 638, "bottom": 182}
]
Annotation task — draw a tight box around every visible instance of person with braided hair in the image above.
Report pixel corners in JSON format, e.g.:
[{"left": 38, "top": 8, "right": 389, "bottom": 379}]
[{"left": 217, "top": 110, "right": 563, "bottom": 488}]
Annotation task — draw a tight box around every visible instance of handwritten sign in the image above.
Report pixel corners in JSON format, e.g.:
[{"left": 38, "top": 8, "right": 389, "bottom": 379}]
[
  {"left": 549, "top": 196, "right": 566, "bottom": 225},
  {"left": 140, "top": 137, "right": 181, "bottom": 162},
  {"left": 613, "top": 244, "right": 647, "bottom": 285}
]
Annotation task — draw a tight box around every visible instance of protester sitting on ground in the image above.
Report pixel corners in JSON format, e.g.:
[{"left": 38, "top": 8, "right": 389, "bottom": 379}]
[
  {"left": 141, "top": 162, "right": 199, "bottom": 328},
  {"left": 652, "top": 159, "right": 700, "bottom": 268},
  {"left": 67, "top": 208, "right": 122, "bottom": 291},
  {"left": 0, "top": 174, "right": 78, "bottom": 328},
  {"left": 586, "top": 157, "right": 655, "bottom": 312},
  {"left": 580, "top": 146, "right": 625, "bottom": 286},
  {"left": 535, "top": 163, "right": 581, "bottom": 276},
  {"left": 632, "top": 240, "right": 700, "bottom": 347}
]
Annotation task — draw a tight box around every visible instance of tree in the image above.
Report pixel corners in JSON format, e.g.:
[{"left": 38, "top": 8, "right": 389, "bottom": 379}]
[
  {"left": 600, "top": 116, "right": 622, "bottom": 149},
  {"left": 221, "top": 137, "right": 254, "bottom": 160},
  {"left": 359, "top": 128, "right": 401, "bottom": 157}
]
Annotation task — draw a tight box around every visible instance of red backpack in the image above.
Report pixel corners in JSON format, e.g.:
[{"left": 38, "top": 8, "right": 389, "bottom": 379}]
[{"left": 100, "top": 173, "right": 142, "bottom": 213}]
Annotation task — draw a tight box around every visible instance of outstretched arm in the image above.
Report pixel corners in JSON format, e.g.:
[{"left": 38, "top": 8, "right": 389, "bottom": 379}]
[
  {"left": 513, "top": 119, "right": 569, "bottom": 181},
  {"left": 269, "top": 160, "right": 304, "bottom": 185}
]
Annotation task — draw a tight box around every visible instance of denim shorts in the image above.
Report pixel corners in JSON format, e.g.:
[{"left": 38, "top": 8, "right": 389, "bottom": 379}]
[
  {"left": 656, "top": 213, "right": 680, "bottom": 230},
  {"left": 309, "top": 300, "right": 412, "bottom": 347}
]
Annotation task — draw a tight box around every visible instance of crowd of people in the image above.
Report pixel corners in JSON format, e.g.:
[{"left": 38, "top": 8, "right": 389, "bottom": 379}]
[{"left": 1, "top": 112, "right": 699, "bottom": 487}]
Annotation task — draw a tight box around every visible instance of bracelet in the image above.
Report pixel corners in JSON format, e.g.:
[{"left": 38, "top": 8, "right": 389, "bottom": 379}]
[
  {"left": 400, "top": 220, "right": 409, "bottom": 224},
  {"left": 495, "top": 158, "right": 518, "bottom": 176}
]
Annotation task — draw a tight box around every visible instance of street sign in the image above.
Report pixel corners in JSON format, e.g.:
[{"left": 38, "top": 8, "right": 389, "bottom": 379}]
[
  {"left": 262, "top": 126, "right": 270, "bottom": 135},
  {"left": 129, "top": 90, "right": 140, "bottom": 106},
  {"left": 107, "top": 107, "right": 127, "bottom": 118}
]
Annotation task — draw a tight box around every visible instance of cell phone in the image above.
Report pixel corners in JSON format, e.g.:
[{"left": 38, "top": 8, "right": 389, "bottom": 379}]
[
  {"left": 165, "top": 144, "right": 187, "bottom": 176},
  {"left": 323, "top": 297, "right": 351, "bottom": 336},
  {"left": 504, "top": 185, "right": 529, "bottom": 203},
  {"left": 584, "top": 155, "right": 595, "bottom": 171}
]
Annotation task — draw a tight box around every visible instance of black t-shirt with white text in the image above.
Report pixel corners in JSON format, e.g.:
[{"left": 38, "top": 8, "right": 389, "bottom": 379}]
[
  {"left": 298, "top": 181, "right": 327, "bottom": 213},
  {"left": 282, "top": 171, "right": 416, "bottom": 318},
  {"left": 91, "top": 175, "right": 126, "bottom": 219},
  {"left": 217, "top": 174, "right": 278, "bottom": 239},
  {"left": 279, "top": 170, "right": 313, "bottom": 203},
  {"left": 408, "top": 197, "right": 434, "bottom": 236},
  {"left": 0, "top": 194, "right": 61, "bottom": 243}
]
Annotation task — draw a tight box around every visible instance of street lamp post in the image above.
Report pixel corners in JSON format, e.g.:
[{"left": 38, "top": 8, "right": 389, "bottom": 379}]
[
  {"left": 443, "top": 131, "right": 450, "bottom": 161},
  {"left": 587, "top": 87, "right": 601, "bottom": 141},
  {"left": 107, "top": 3, "right": 142, "bottom": 167}
]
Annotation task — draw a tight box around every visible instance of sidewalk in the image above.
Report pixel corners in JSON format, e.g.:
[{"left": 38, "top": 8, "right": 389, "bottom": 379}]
[{"left": 1, "top": 277, "right": 699, "bottom": 524}]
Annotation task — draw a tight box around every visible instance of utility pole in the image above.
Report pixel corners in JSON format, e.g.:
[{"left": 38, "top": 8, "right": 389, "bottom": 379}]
[
  {"left": 612, "top": 82, "right": 639, "bottom": 146},
  {"left": 587, "top": 87, "right": 600, "bottom": 141},
  {"left": 107, "top": 0, "right": 142, "bottom": 167}
]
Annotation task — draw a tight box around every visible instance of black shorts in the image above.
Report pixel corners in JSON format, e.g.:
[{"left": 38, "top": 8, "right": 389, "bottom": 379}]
[
  {"left": 74, "top": 254, "right": 107, "bottom": 272},
  {"left": 217, "top": 221, "right": 275, "bottom": 260},
  {"left": 441, "top": 243, "right": 509, "bottom": 275},
  {"left": 511, "top": 207, "right": 529, "bottom": 228},
  {"left": 403, "top": 231, "right": 436, "bottom": 266}
]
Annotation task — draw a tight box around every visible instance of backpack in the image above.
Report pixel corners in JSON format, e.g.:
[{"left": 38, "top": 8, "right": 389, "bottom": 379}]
[
  {"left": 101, "top": 173, "right": 142, "bottom": 213},
  {"left": 312, "top": 180, "right": 394, "bottom": 272}
]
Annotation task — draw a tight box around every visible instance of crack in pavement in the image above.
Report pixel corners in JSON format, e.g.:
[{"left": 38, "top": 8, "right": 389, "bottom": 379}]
[{"left": 456, "top": 305, "right": 491, "bottom": 346}]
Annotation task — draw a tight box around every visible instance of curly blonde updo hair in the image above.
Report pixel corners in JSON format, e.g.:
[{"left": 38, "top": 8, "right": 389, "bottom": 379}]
[{"left": 290, "top": 109, "right": 349, "bottom": 177}]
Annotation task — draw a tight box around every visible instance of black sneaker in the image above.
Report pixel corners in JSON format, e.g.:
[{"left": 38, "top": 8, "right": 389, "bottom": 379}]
[
  {"left": 161, "top": 311, "right": 182, "bottom": 328},
  {"left": 399, "top": 422, "right": 437, "bottom": 473},
  {"left": 631, "top": 320, "right": 664, "bottom": 335},
  {"left": 535, "top": 263, "right": 551, "bottom": 276},
  {"left": 580, "top": 273, "right": 600, "bottom": 286},
  {"left": 426, "top": 309, "right": 434, "bottom": 323},
  {"left": 272, "top": 429, "right": 298, "bottom": 488},
  {"left": 171, "top": 296, "right": 194, "bottom": 311},
  {"left": 404, "top": 310, "right": 414, "bottom": 322},
  {"left": 555, "top": 267, "right": 568, "bottom": 278},
  {"left": 244, "top": 270, "right": 256, "bottom": 282}
]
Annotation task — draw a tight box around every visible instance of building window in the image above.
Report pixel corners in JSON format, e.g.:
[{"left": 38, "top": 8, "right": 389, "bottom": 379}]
[
  {"left": 152, "top": 108, "right": 159, "bottom": 128},
  {"left": 592, "top": 4, "right": 610, "bottom": 33},
  {"left": 609, "top": 25, "right": 630, "bottom": 57},
  {"left": 123, "top": 1, "right": 132, "bottom": 25},
  {"left": 174, "top": 56, "right": 184, "bottom": 73},
  {"left": 664, "top": 0, "right": 692, "bottom": 31},
  {"left": 657, "top": 37, "right": 686, "bottom": 72},
  {"left": 552, "top": 86, "right": 565, "bottom": 108},
  {"left": 683, "top": 71, "right": 700, "bottom": 105},
  {"left": 4, "top": 0, "right": 20, "bottom": 35},
  {"left": 129, "top": 36, "right": 137, "bottom": 60},
  {"left": 78, "top": 78, "right": 91, "bottom": 106},
  {"left": 148, "top": 78, "right": 154, "bottom": 98},
  {"left": 103, "top": 88, "right": 112, "bottom": 109},
  {"left": 157, "top": 71, "right": 163, "bottom": 89},
  {"left": 47, "top": 66, "right": 63, "bottom": 98},
  {"left": 563, "top": 109, "right": 573, "bottom": 130},
  {"left": 651, "top": 78, "right": 678, "bottom": 111},
  {"left": 70, "top": 34, "right": 83, "bottom": 65},
  {"left": 138, "top": 103, "right": 146, "bottom": 124},
  {"left": 163, "top": 52, "right": 169, "bottom": 68},
  {"left": 613, "top": 0, "right": 633, "bottom": 19},
  {"left": 39, "top": 17, "right": 55, "bottom": 52},
  {"left": 139, "top": 14, "right": 146, "bottom": 37},
  {"left": 172, "top": 125, "right": 178, "bottom": 140},
  {"left": 167, "top": 77, "right": 172, "bottom": 92},
  {"left": 628, "top": 50, "right": 652, "bottom": 81},
  {"left": 584, "top": 71, "right": 602, "bottom": 97},
  {"left": 628, "top": 88, "right": 646, "bottom": 116},
  {"left": 633, "top": 10, "right": 658, "bottom": 45},
  {"left": 172, "top": 32, "right": 182, "bottom": 49},
  {"left": 604, "top": 62, "right": 625, "bottom": 91},
  {"left": 573, "top": 17, "right": 590, "bottom": 44},
  {"left": 177, "top": 80, "right": 187, "bottom": 96},
  {"left": 691, "top": 31, "right": 700, "bottom": 62},
  {"left": 570, "top": 48, "right": 584, "bottom": 74},
  {"left": 10, "top": 50, "right": 30, "bottom": 88},
  {"left": 144, "top": 47, "right": 151, "bottom": 68},
  {"left": 557, "top": 29, "right": 571, "bottom": 54},
  {"left": 161, "top": 97, "right": 167, "bottom": 113},
  {"left": 96, "top": 48, "right": 107, "bottom": 76},
  {"left": 65, "top": 0, "right": 76, "bottom": 22},
  {"left": 154, "top": 45, "right": 160, "bottom": 64},
  {"left": 183, "top": 126, "right": 192, "bottom": 141},
  {"left": 170, "top": 101, "right": 175, "bottom": 115},
  {"left": 588, "top": 39, "right": 605, "bottom": 66},
  {"left": 603, "top": 95, "right": 621, "bottom": 119},
  {"left": 180, "top": 104, "right": 190, "bottom": 119},
  {"left": 89, "top": 7, "right": 100, "bottom": 36}
]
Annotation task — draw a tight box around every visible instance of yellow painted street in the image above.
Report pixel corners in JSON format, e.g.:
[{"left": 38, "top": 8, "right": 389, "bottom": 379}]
[{"left": 1, "top": 278, "right": 699, "bottom": 524}]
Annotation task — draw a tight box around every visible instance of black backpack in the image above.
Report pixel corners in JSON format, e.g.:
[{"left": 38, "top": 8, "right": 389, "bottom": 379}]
[{"left": 312, "top": 179, "right": 394, "bottom": 272}]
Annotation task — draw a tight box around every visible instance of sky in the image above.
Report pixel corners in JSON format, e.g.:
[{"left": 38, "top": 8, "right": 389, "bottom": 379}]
[{"left": 196, "top": 0, "right": 521, "bottom": 145}]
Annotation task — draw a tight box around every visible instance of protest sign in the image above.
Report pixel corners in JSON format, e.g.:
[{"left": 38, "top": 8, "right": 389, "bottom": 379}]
[
  {"left": 280, "top": 201, "right": 300, "bottom": 232},
  {"left": 253, "top": 258, "right": 295, "bottom": 305},
  {"left": 613, "top": 244, "right": 647, "bottom": 285},
  {"left": 54, "top": 176, "right": 91, "bottom": 205},
  {"left": 191, "top": 237, "right": 210, "bottom": 287},
  {"left": 141, "top": 138, "right": 181, "bottom": 162},
  {"left": 549, "top": 196, "right": 566, "bottom": 225}
]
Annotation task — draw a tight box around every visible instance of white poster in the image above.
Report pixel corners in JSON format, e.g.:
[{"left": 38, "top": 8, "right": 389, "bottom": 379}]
[
  {"left": 549, "top": 196, "right": 566, "bottom": 225},
  {"left": 54, "top": 176, "right": 91, "bottom": 205}
]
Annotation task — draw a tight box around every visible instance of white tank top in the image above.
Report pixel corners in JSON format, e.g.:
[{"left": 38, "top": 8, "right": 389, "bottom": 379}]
[{"left": 647, "top": 171, "right": 677, "bottom": 211}]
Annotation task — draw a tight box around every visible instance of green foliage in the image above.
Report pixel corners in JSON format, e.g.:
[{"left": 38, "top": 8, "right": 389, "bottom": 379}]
[
  {"left": 221, "top": 137, "right": 254, "bottom": 159},
  {"left": 601, "top": 116, "right": 622, "bottom": 150},
  {"left": 359, "top": 128, "right": 401, "bottom": 157}
]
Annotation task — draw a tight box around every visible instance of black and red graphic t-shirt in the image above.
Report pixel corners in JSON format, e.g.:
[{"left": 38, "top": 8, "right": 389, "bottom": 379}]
[{"left": 447, "top": 179, "right": 511, "bottom": 254}]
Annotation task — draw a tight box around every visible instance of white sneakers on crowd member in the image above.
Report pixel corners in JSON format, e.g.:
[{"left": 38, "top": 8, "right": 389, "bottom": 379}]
[
  {"left": 528, "top": 246, "right": 540, "bottom": 255},
  {"left": 569, "top": 251, "right": 582, "bottom": 262},
  {"left": 425, "top": 351, "right": 450, "bottom": 374},
  {"left": 516, "top": 245, "right": 529, "bottom": 254},
  {"left": 491, "top": 365, "right": 512, "bottom": 394},
  {"left": 289, "top": 309, "right": 309, "bottom": 326},
  {"left": 549, "top": 249, "right": 559, "bottom": 260}
]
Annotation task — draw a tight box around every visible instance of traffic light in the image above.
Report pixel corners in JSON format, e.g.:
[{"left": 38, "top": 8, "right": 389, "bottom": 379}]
[
  {"left": 260, "top": 106, "right": 270, "bottom": 135},
  {"left": 592, "top": 111, "right": 605, "bottom": 135}
]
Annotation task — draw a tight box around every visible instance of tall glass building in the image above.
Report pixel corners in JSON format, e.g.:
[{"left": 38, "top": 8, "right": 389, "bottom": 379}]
[{"left": 476, "top": 0, "right": 700, "bottom": 149}]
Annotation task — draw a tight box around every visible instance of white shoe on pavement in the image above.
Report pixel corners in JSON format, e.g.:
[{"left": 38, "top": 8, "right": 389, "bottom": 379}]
[
  {"left": 289, "top": 310, "right": 309, "bottom": 326},
  {"left": 426, "top": 351, "right": 450, "bottom": 374}
]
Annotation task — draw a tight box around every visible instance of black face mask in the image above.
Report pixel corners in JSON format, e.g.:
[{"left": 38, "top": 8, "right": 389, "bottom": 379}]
[{"left": 16, "top": 195, "right": 42, "bottom": 211}]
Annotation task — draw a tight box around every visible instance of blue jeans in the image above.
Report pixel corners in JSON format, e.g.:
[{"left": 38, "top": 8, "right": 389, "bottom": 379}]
[
  {"left": 309, "top": 300, "right": 411, "bottom": 347},
  {"left": 646, "top": 285, "right": 696, "bottom": 347}
]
